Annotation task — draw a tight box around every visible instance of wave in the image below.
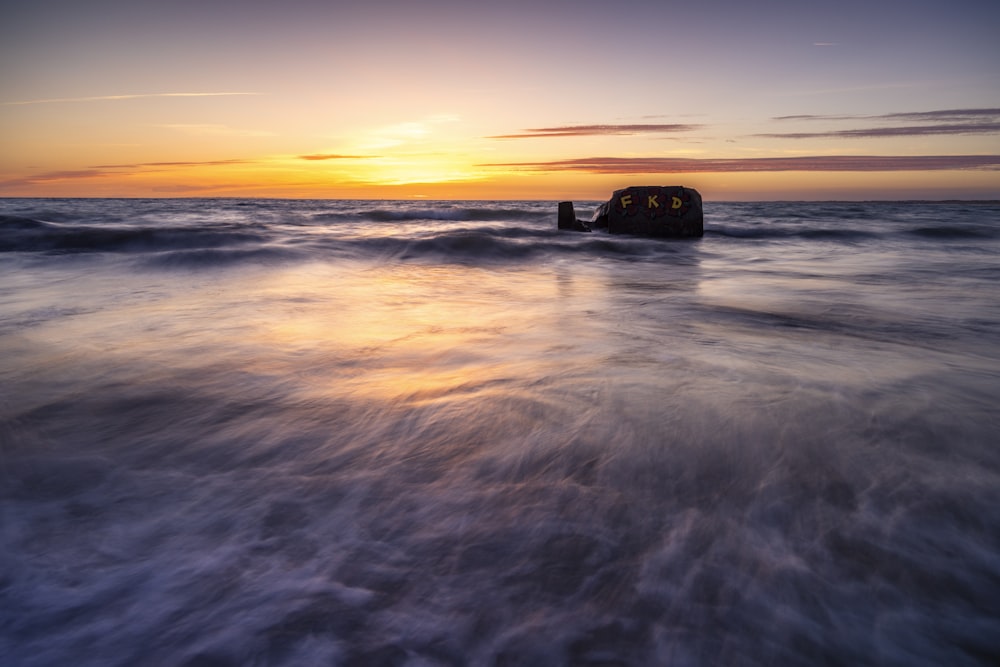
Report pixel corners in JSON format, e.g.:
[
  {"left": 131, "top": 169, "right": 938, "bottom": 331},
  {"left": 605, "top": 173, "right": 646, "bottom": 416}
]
[
  {"left": 143, "top": 246, "right": 303, "bottom": 269},
  {"left": 368, "top": 206, "right": 547, "bottom": 223},
  {"left": 309, "top": 205, "right": 553, "bottom": 224},
  {"left": 1, "top": 214, "right": 683, "bottom": 268},
  {"left": 708, "top": 222, "right": 999, "bottom": 242},
  {"left": 908, "top": 225, "right": 1000, "bottom": 239},
  {"left": 0, "top": 214, "right": 267, "bottom": 254},
  {"left": 332, "top": 229, "right": 681, "bottom": 264},
  {"left": 0, "top": 214, "right": 48, "bottom": 230},
  {"left": 5, "top": 201, "right": 997, "bottom": 273},
  {"left": 706, "top": 224, "right": 881, "bottom": 241}
]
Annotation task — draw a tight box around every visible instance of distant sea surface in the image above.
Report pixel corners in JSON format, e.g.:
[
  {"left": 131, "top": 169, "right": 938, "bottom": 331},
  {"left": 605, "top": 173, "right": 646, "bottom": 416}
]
[{"left": 2, "top": 198, "right": 999, "bottom": 666}]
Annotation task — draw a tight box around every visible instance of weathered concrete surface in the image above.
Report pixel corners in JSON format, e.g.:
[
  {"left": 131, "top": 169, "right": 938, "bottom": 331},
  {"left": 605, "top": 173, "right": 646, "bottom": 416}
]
[{"left": 592, "top": 186, "right": 703, "bottom": 237}]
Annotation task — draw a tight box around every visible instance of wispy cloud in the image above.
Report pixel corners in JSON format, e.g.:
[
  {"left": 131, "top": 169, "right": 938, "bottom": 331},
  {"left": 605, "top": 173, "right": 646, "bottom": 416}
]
[
  {"left": 760, "top": 124, "right": 1000, "bottom": 139},
  {"left": 1, "top": 92, "right": 262, "bottom": 106},
  {"left": 0, "top": 169, "right": 117, "bottom": 187},
  {"left": 91, "top": 159, "right": 252, "bottom": 169},
  {"left": 775, "top": 108, "right": 1000, "bottom": 123},
  {"left": 489, "top": 124, "right": 701, "bottom": 139},
  {"left": 298, "top": 154, "right": 378, "bottom": 161},
  {"left": 0, "top": 159, "right": 252, "bottom": 186},
  {"left": 481, "top": 155, "right": 1000, "bottom": 173},
  {"left": 879, "top": 108, "right": 1000, "bottom": 122},
  {"left": 765, "top": 108, "right": 1000, "bottom": 139}
]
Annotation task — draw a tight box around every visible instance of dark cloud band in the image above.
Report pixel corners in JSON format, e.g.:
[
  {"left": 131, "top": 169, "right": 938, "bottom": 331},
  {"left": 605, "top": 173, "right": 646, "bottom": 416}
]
[
  {"left": 489, "top": 124, "right": 701, "bottom": 139},
  {"left": 760, "top": 123, "right": 1000, "bottom": 139},
  {"left": 766, "top": 108, "right": 1000, "bottom": 139},
  {"left": 482, "top": 155, "right": 1000, "bottom": 173}
]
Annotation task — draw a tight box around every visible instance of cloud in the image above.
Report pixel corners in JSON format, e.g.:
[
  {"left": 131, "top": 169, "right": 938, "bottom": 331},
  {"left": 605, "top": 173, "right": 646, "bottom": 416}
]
[
  {"left": 759, "top": 123, "right": 1000, "bottom": 139},
  {"left": 489, "top": 124, "right": 701, "bottom": 139},
  {"left": 0, "top": 169, "right": 117, "bottom": 187},
  {"left": 90, "top": 159, "right": 252, "bottom": 169},
  {"left": 880, "top": 108, "right": 1000, "bottom": 123},
  {"left": 38, "top": 169, "right": 116, "bottom": 180},
  {"left": 481, "top": 155, "right": 1000, "bottom": 174},
  {"left": 775, "top": 108, "right": 1000, "bottom": 123},
  {"left": 765, "top": 108, "right": 1000, "bottom": 138},
  {"left": 772, "top": 114, "right": 855, "bottom": 121},
  {"left": 1, "top": 92, "right": 262, "bottom": 106},
  {"left": 0, "top": 159, "right": 253, "bottom": 186},
  {"left": 298, "top": 154, "right": 378, "bottom": 161}
]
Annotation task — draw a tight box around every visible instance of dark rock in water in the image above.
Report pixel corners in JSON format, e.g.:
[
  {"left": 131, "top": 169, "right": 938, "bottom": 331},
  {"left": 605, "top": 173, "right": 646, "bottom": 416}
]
[
  {"left": 591, "top": 186, "right": 703, "bottom": 237},
  {"left": 557, "top": 201, "right": 592, "bottom": 232}
]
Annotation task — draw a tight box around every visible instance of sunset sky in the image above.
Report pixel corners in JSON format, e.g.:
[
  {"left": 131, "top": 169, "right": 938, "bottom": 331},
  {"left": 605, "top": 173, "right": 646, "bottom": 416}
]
[{"left": 2, "top": 0, "right": 999, "bottom": 200}]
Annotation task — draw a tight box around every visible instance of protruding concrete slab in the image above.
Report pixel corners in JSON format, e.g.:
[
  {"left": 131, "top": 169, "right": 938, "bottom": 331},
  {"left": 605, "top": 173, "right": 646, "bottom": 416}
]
[{"left": 557, "top": 201, "right": 591, "bottom": 232}]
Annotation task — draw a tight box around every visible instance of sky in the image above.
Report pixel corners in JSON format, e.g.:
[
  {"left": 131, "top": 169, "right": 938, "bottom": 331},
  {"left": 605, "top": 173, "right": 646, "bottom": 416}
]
[{"left": 1, "top": 0, "right": 999, "bottom": 200}]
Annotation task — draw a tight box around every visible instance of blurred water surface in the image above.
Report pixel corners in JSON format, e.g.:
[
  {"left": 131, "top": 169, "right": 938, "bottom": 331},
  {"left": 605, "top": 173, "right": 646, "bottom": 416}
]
[{"left": 2, "top": 198, "right": 999, "bottom": 666}]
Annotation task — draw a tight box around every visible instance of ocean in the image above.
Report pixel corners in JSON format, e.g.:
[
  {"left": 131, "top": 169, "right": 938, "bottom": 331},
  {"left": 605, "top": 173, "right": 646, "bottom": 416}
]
[{"left": 1, "top": 198, "right": 999, "bottom": 666}]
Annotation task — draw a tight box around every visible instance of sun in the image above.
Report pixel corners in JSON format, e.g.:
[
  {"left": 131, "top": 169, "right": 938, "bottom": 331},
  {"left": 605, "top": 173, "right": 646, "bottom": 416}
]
[{"left": 358, "top": 156, "right": 484, "bottom": 186}]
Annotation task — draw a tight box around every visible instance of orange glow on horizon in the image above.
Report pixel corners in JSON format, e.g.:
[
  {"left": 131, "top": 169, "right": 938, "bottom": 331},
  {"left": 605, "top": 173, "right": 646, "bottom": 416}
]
[{"left": 4, "top": 156, "right": 998, "bottom": 201}]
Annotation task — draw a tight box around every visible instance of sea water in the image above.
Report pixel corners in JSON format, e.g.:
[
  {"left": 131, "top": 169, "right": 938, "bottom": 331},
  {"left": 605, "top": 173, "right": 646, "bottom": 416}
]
[{"left": 1, "top": 198, "right": 998, "bottom": 666}]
